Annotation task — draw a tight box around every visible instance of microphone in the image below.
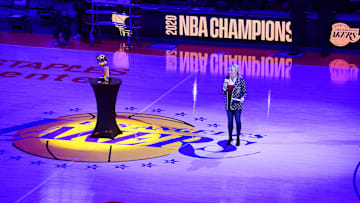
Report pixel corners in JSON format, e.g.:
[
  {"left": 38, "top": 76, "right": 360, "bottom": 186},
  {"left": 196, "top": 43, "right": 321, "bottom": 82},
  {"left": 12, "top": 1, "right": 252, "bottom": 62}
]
[{"left": 224, "top": 76, "right": 229, "bottom": 84}]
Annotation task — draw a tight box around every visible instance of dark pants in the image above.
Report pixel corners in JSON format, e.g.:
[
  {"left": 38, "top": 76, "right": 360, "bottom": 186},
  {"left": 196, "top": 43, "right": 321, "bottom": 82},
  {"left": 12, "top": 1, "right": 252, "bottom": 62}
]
[
  {"left": 290, "top": 0, "right": 307, "bottom": 53},
  {"left": 53, "top": 29, "right": 71, "bottom": 42},
  {"left": 317, "top": 3, "right": 334, "bottom": 53},
  {"left": 226, "top": 109, "right": 241, "bottom": 139}
]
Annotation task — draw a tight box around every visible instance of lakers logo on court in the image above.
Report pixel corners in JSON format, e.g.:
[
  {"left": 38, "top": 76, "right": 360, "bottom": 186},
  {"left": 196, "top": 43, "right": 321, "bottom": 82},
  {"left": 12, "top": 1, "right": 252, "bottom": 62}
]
[{"left": 13, "top": 113, "right": 209, "bottom": 162}]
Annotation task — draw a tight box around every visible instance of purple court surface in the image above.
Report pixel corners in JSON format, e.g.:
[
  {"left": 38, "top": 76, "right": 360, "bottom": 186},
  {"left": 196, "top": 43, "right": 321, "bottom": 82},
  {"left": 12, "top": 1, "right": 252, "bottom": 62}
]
[{"left": 0, "top": 32, "right": 360, "bottom": 203}]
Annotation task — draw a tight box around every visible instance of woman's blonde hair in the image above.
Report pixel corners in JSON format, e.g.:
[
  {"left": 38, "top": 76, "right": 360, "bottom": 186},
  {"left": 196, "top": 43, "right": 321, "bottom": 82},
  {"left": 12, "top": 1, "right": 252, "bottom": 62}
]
[{"left": 229, "top": 64, "right": 239, "bottom": 75}]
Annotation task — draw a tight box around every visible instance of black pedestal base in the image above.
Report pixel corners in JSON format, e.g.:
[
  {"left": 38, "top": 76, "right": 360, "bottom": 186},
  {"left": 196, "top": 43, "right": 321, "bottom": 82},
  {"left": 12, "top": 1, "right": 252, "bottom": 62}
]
[{"left": 89, "top": 78, "right": 122, "bottom": 139}]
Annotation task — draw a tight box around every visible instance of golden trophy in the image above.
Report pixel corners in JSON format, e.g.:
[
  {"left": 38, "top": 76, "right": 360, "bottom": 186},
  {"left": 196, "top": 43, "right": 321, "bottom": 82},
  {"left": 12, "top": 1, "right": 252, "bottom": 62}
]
[{"left": 96, "top": 54, "right": 110, "bottom": 83}]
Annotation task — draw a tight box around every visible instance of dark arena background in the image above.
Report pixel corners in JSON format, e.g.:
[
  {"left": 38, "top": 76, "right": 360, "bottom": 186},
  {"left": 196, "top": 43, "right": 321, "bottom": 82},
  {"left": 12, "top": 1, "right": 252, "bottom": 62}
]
[{"left": 0, "top": 0, "right": 360, "bottom": 202}]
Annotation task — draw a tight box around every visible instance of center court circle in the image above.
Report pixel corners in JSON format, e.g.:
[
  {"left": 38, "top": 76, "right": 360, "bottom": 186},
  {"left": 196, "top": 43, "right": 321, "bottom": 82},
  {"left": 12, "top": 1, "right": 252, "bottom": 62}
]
[{"left": 13, "top": 113, "right": 201, "bottom": 162}]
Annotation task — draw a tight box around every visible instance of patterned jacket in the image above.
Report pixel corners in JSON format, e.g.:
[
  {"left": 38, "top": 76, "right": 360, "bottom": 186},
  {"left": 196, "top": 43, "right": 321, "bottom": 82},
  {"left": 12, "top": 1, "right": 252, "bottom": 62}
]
[{"left": 222, "top": 75, "right": 247, "bottom": 110}]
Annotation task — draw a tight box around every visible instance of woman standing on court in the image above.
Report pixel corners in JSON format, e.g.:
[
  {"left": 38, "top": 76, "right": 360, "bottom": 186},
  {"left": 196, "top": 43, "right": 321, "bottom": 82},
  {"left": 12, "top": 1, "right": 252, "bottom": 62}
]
[{"left": 222, "top": 64, "right": 247, "bottom": 146}]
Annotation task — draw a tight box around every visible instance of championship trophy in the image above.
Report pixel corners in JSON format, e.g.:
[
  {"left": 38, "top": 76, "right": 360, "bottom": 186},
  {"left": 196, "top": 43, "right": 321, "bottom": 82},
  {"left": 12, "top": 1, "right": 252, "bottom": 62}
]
[{"left": 96, "top": 54, "right": 110, "bottom": 83}]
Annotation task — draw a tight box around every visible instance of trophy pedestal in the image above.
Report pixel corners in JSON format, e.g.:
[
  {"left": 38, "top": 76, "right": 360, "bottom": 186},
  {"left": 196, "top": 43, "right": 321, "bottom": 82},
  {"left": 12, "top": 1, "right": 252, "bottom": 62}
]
[{"left": 89, "top": 78, "right": 122, "bottom": 139}]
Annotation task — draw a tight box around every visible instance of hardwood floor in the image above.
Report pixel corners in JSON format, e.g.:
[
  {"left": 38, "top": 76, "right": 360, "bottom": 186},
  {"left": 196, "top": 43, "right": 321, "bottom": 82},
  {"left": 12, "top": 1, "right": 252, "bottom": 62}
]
[{"left": 0, "top": 31, "right": 359, "bottom": 203}]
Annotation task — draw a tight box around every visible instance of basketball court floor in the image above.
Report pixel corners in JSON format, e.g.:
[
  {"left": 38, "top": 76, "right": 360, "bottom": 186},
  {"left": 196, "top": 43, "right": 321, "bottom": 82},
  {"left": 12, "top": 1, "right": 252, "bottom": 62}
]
[{"left": 0, "top": 31, "right": 359, "bottom": 202}]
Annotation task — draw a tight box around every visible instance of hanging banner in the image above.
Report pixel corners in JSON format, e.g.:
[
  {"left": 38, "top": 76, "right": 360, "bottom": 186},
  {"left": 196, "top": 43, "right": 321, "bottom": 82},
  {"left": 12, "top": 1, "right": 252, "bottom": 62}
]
[
  {"left": 139, "top": 11, "right": 293, "bottom": 46},
  {"left": 164, "top": 15, "right": 292, "bottom": 43}
]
